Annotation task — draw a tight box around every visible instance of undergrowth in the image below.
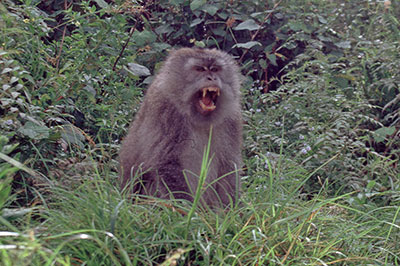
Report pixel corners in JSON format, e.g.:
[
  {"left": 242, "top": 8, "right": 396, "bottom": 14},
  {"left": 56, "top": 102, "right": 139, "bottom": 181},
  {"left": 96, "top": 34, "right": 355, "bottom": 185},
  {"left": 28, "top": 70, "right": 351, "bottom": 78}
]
[{"left": 0, "top": 0, "right": 399, "bottom": 265}]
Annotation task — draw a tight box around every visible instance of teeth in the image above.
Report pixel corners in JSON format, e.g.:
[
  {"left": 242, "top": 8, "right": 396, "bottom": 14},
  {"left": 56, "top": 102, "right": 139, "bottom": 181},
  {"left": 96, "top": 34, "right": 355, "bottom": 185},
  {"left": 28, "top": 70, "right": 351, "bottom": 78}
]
[
  {"left": 198, "top": 87, "right": 220, "bottom": 114},
  {"left": 202, "top": 87, "right": 220, "bottom": 97},
  {"left": 199, "top": 101, "right": 216, "bottom": 111}
]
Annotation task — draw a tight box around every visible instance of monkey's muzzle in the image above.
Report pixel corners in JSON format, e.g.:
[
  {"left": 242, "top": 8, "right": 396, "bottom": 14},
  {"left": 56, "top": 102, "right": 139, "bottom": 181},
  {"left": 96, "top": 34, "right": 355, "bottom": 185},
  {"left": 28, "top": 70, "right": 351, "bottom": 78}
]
[{"left": 198, "top": 87, "right": 220, "bottom": 115}]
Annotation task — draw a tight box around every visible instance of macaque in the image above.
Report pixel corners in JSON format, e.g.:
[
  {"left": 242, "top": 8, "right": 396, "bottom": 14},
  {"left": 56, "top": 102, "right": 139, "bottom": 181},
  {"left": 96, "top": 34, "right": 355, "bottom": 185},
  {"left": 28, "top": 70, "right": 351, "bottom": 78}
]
[{"left": 119, "top": 47, "right": 242, "bottom": 208}]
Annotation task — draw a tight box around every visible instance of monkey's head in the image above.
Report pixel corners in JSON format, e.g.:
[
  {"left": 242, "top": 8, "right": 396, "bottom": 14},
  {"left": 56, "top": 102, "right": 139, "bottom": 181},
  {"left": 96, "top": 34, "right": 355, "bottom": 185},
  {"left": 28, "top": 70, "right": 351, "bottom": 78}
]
[{"left": 152, "top": 48, "right": 242, "bottom": 125}]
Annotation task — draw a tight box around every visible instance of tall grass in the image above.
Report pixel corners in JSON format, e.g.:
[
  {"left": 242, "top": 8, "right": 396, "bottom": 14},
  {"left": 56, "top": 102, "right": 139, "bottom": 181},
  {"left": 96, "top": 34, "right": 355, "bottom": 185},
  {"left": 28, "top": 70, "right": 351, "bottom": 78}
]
[
  {"left": 0, "top": 0, "right": 399, "bottom": 265},
  {"left": 1, "top": 144, "right": 399, "bottom": 265}
]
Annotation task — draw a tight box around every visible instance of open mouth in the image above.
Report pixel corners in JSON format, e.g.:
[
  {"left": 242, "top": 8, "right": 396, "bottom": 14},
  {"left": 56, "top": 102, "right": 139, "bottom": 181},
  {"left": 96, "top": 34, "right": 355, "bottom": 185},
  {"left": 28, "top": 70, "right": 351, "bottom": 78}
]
[{"left": 198, "top": 87, "right": 220, "bottom": 115}]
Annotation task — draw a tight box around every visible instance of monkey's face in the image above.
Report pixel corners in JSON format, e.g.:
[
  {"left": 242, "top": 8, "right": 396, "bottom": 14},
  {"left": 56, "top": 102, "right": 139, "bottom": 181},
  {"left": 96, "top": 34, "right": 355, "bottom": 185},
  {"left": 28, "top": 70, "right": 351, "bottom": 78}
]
[
  {"left": 179, "top": 55, "right": 239, "bottom": 122},
  {"left": 153, "top": 48, "right": 241, "bottom": 125}
]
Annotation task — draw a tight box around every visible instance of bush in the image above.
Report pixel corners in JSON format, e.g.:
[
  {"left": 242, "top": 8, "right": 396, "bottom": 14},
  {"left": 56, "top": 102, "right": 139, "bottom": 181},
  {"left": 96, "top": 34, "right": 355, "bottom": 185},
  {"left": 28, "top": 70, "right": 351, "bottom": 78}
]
[{"left": 1, "top": 0, "right": 399, "bottom": 264}]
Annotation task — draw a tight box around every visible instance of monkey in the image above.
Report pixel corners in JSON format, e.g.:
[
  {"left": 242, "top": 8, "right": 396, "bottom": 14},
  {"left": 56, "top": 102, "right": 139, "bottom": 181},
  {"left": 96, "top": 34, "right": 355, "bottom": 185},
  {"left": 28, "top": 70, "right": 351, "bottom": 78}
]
[{"left": 119, "top": 47, "right": 242, "bottom": 208}]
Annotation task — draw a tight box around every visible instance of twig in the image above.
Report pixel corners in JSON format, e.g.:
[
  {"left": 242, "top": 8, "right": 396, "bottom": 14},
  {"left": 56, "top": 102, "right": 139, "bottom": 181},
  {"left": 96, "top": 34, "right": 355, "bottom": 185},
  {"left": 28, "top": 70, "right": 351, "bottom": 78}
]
[
  {"left": 112, "top": 20, "right": 139, "bottom": 71},
  {"left": 238, "top": 0, "right": 283, "bottom": 63},
  {"left": 55, "top": 0, "right": 73, "bottom": 71}
]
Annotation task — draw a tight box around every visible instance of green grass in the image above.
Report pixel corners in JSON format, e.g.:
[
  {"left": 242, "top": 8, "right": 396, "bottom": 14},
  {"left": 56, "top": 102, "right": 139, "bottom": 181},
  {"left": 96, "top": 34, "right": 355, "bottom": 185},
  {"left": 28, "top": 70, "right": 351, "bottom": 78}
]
[
  {"left": 0, "top": 0, "right": 399, "bottom": 265},
  {"left": 1, "top": 148, "right": 399, "bottom": 265}
]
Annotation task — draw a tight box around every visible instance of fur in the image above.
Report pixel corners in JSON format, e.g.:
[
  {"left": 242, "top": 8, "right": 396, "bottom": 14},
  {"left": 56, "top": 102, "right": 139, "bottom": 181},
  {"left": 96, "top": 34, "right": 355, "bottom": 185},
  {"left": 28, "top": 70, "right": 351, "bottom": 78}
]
[{"left": 119, "top": 48, "right": 242, "bottom": 207}]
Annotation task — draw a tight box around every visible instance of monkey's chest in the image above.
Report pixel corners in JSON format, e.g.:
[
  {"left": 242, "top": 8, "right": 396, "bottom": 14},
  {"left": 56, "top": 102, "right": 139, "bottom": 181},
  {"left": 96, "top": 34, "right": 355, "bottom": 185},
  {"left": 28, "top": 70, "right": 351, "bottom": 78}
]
[{"left": 180, "top": 132, "right": 219, "bottom": 181}]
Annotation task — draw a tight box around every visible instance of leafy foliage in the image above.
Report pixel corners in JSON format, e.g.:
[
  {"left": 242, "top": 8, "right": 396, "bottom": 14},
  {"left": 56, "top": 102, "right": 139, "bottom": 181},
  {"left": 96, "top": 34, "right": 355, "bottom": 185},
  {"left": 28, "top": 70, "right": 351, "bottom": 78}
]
[{"left": 0, "top": 0, "right": 399, "bottom": 265}]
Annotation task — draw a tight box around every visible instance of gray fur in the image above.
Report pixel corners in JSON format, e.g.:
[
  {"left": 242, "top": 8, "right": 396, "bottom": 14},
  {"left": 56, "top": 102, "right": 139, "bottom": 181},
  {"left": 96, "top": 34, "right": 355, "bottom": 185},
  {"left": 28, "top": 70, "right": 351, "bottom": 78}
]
[{"left": 119, "top": 48, "right": 242, "bottom": 208}]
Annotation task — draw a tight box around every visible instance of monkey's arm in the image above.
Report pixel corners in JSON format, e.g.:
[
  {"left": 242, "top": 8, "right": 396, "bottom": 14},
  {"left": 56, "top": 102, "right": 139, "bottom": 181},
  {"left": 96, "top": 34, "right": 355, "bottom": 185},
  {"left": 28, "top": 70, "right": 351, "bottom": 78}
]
[{"left": 121, "top": 99, "right": 195, "bottom": 200}]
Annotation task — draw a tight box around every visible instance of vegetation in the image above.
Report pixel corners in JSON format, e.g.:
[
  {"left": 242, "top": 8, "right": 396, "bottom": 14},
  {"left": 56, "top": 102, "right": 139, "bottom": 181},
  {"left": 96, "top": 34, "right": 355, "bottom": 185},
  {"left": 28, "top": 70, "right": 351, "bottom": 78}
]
[{"left": 0, "top": 0, "right": 399, "bottom": 265}]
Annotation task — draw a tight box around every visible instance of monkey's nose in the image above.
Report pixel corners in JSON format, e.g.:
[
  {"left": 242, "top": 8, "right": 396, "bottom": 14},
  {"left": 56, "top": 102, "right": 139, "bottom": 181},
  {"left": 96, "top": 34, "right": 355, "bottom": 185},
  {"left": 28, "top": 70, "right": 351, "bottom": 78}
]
[{"left": 207, "top": 75, "right": 216, "bottom": 81}]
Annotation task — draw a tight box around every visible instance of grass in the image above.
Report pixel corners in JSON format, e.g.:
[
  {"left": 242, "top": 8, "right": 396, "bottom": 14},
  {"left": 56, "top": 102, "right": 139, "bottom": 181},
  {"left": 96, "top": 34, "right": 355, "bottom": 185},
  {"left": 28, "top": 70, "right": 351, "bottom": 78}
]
[
  {"left": 1, "top": 147, "right": 398, "bottom": 265},
  {"left": 0, "top": 0, "right": 399, "bottom": 265}
]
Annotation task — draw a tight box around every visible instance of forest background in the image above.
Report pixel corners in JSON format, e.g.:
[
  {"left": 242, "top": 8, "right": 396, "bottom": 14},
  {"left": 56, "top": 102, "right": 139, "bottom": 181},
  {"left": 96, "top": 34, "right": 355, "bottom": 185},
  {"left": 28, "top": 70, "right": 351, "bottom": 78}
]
[{"left": 0, "top": 0, "right": 399, "bottom": 265}]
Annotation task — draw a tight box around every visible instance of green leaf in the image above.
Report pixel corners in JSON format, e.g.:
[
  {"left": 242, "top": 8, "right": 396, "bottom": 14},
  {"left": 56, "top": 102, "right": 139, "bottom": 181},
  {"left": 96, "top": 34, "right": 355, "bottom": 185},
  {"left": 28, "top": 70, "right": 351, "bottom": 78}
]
[
  {"left": 93, "top": 0, "right": 109, "bottom": 9},
  {"left": 317, "top": 15, "right": 327, "bottom": 24},
  {"left": 0, "top": 185, "right": 11, "bottom": 210},
  {"left": 170, "top": 0, "right": 185, "bottom": 5},
  {"left": 194, "top": 41, "right": 206, "bottom": 48},
  {"left": 1, "top": 68, "right": 13, "bottom": 74},
  {"left": 366, "top": 180, "right": 376, "bottom": 190},
  {"left": 190, "top": 18, "right": 203, "bottom": 27},
  {"left": 259, "top": 59, "right": 267, "bottom": 69},
  {"left": 0, "top": 164, "right": 14, "bottom": 210},
  {"left": 217, "top": 12, "right": 229, "bottom": 20},
  {"left": 233, "top": 41, "right": 262, "bottom": 49},
  {"left": 287, "top": 21, "right": 307, "bottom": 32},
  {"left": 267, "top": 54, "right": 277, "bottom": 66},
  {"left": 335, "top": 41, "right": 351, "bottom": 49},
  {"left": 282, "top": 40, "right": 297, "bottom": 49},
  {"left": 155, "top": 24, "right": 174, "bottom": 35},
  {"left": 18, "top": 121, "right": 49, "bottom": 140},
  {"left": 373, "top": 127, "right": 396, "bottom": 143},
  {"left": 234, "top": 19, "right": 261, "bottom": 31},
  {"left": 152, "top": 43, "right": 172, "bottom": 52},
  {"left": 190, "top": 0, "right": 206, "bottom": 11},
  {"left": 132, "top": 30, "right": 157, "bottom": 46},
  {"left": 317, "top": 34, "right": 332, "bottom": 42},
  {"left": 211, "top": 27, "right": 226, "bottom": 36},
  {"left": 264, "top": 43, "right": 274, "bottom": 53},
  {"left": 201, "top": 4, "right": 219, "bottom": 16}
]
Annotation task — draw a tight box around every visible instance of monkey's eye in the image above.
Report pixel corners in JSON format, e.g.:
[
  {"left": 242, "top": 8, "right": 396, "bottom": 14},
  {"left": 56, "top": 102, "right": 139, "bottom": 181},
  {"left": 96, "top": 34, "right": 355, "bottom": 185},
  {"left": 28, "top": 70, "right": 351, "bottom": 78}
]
[
  {"left": 209, "top": 66, "right": 219, "bottom": 72},
  {"left": 194, "top": 66, "right": 207, "bottom": 72}
]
